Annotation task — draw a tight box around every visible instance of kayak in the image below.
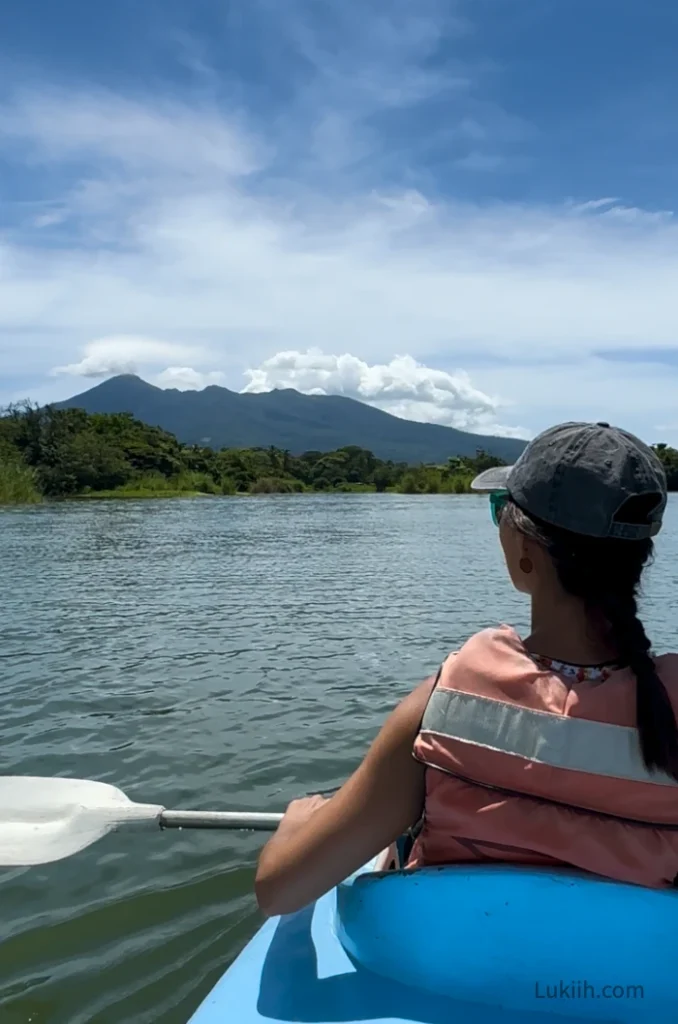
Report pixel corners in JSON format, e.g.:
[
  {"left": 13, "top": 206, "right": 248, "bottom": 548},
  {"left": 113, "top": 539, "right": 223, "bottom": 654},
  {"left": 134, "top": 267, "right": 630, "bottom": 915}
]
[{"left": 188, "top": 841, "right": 677, "bottom": 1023}]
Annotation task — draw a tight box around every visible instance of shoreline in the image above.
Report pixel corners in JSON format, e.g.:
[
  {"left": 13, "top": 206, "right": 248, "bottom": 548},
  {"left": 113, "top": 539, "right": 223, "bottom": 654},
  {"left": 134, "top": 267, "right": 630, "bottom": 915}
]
[{"left": 3, "top": 486, "right": 485, "bottom": 506}]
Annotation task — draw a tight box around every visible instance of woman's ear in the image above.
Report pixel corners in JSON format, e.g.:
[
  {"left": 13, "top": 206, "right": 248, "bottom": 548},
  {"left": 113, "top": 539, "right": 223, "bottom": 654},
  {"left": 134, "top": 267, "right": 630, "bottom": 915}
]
[
  {"left": 500, "top": 517, "right": 532, "bottom": 593},
  {"left": 518, "top": 531, "right": 534, "bottom": 562},
  {"left": 520, "top": 533, "right": 557, "bottom": 593},
  {"left": 514, "top": 533, "right": 540, "bottom": 593}
]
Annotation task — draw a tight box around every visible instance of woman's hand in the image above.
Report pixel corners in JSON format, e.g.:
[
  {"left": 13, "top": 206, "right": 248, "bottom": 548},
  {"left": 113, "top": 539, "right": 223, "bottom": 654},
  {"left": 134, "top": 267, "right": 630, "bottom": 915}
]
[{"left": 276, "top": 794, "right": 329, "bottom": 836}]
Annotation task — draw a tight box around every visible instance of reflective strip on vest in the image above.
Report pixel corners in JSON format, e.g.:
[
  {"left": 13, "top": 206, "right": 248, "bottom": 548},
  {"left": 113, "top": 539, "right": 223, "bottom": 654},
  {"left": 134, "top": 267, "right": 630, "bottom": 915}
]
[{"left": 421, "top": 688, "right": 678, "bottom": 789}]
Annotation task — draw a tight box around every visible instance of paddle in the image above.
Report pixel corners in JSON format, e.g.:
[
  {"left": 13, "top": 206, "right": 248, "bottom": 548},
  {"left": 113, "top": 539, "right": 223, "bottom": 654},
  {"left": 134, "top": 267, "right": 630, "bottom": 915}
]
[{"left": 0, "top": 776, "right": 283, "bottom": 868}]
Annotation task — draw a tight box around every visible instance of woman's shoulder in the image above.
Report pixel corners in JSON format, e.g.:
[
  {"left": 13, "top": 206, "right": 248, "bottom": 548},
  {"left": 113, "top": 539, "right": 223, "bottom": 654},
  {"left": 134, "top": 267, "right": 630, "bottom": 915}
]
[
  {"left": 441, "top": 624, "right": 524, "bottom": 663},
  {"left": 654, "top": 652, "right": 678, "bottom": 688},
  {"left": 393, "top": 627, "right": 530, "bottom": 735}
]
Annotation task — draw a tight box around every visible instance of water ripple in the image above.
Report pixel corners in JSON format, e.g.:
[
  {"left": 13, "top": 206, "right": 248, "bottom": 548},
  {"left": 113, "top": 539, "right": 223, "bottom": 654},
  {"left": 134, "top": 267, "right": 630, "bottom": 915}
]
[{"left": 2, "top": 494, "right": 677, "bottom": 1021}]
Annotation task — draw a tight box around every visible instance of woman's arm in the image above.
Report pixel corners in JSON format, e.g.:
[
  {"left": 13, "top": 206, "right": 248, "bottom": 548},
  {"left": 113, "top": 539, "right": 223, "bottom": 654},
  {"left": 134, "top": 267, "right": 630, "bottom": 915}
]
[{"left": 254, "top": 675, "right": 436, "bottom": 917}]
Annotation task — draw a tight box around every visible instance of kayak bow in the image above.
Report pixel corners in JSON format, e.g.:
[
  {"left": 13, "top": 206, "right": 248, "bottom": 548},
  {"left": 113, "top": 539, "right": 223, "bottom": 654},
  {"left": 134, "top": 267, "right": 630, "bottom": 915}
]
[{"left": 188, "top": 842, "right": 678, "bottom": 1023}]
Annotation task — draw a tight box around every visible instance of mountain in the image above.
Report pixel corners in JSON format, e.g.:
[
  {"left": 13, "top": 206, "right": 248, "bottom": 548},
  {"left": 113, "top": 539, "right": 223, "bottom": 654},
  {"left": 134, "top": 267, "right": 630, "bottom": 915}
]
[{"left": 56, "top": 374, "right": 527, "bottom": 463}]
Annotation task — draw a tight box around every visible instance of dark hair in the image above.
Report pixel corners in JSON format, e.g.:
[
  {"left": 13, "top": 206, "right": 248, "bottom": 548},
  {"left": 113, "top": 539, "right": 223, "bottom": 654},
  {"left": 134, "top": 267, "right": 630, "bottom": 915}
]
[{"left": 503, "top": 497, "right": 678, "bottom": 781}]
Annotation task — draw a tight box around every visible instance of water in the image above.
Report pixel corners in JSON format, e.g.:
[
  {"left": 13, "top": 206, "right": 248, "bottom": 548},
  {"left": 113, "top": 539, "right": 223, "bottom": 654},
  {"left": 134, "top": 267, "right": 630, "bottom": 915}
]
[{"left": 2, "top": 494, "right": 677, "bottom": 1023}]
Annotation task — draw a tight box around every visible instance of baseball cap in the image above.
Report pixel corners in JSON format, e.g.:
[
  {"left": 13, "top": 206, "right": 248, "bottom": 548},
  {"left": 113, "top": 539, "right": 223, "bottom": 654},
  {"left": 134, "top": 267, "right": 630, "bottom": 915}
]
[{"left": 471, "top": 421, "right": 667, "bottom": 540}]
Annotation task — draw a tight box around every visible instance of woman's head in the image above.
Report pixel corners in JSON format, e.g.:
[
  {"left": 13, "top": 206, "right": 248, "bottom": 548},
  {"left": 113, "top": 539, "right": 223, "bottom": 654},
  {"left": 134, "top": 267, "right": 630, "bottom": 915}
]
[
  {"left": 477, "top": 420, "right": 666, "bottom": 538},
  {"left": 496, "top": 494, "right": 653, "bottom": 598},
  {"left": 473, "top": 421, "right": 678, "bottom": 779},
  {"left": 477, "top": 421, "right": 666, "bottom": 604}
]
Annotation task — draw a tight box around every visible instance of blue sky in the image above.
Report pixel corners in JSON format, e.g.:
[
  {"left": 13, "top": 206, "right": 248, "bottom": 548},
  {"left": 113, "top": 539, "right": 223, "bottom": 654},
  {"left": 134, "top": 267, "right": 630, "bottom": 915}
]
[{"left": 2, "top": 0, "right": 678, "bottom": 440}]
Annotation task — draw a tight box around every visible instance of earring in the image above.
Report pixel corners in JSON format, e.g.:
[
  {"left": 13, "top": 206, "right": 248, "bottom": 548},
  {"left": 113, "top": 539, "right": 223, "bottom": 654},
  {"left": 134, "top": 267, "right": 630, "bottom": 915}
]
[{"left": 519, "top": 556, "right": 533, "bottom": 575}]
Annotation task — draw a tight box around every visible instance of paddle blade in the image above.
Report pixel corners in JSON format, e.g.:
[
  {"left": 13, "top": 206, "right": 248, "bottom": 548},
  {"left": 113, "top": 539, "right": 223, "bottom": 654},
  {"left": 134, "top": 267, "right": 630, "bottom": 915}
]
[{"left": 0, "top": 776, "right": 164, "bottom": 867}]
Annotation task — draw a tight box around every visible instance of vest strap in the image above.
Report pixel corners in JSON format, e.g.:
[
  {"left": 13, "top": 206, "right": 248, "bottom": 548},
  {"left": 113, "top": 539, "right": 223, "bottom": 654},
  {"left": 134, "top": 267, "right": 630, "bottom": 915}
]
[{"left": 421, "top": 688, "right": 678, "bottom": 788}]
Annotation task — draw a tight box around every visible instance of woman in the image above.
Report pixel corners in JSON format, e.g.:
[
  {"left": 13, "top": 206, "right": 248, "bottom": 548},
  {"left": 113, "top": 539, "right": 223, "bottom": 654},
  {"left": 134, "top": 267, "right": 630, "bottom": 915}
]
[{"left": 255, "top": 421, "right": 678, "bottom": 917}]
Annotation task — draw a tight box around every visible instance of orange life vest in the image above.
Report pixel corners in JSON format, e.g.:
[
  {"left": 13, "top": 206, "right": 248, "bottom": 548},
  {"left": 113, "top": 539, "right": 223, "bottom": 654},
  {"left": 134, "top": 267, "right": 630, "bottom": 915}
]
[{"left": 409, "top": 625, "right": 678, "bottom": 888}]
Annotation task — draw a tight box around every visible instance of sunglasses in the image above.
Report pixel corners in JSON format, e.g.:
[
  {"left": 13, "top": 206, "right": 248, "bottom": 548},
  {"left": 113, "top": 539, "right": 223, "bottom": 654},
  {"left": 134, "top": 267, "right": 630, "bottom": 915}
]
[{"left": 489, "top": 490, "right": 509, "bottom": 526}]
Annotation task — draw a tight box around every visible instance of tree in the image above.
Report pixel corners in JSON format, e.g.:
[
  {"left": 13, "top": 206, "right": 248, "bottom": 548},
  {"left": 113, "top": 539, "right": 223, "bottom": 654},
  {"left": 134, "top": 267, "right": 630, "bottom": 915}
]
[{"left": 652, "top": 443, "right": 678, "bottom": 490}]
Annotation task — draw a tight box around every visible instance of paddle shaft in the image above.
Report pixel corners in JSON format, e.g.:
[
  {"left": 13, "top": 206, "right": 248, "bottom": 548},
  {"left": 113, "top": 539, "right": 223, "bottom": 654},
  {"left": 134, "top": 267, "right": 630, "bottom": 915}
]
[
  {"left": 159, "top": 810, "right": 283, "bottom": 831},
  {"left": 158, "top": 788, "right": 337, "bottom": 830}
]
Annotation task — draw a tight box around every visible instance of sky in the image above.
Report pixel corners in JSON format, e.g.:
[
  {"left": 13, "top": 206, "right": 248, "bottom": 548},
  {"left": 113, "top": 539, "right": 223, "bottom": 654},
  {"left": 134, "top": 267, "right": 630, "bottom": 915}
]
[{"left": 2, "top": 0, "right": 678, "bottom": 442}]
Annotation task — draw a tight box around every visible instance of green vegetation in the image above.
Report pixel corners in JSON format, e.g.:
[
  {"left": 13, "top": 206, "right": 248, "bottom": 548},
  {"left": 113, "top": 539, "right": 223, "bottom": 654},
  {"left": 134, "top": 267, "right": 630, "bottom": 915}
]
[
  {"left": 4, "top": 403, "right": 676, "bottom": 507},
  {"left": 0, "top": 403, "right": 507, "bottom": 504},
  {"left": 0, "top": 460, "right": 41, "bottom": 504},
  {"left": 0, "top": 424, "right": 42, "bottom": 503},
  {"left": 652, "top": 444, "right": 678, "bottom": 491}
]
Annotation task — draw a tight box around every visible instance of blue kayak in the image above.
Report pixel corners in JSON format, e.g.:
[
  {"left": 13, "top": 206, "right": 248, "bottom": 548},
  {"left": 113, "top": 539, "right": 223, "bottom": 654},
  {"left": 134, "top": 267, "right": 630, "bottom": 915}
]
[{"left": 188, "top": 842, "right": 677, "bottom": 1024}]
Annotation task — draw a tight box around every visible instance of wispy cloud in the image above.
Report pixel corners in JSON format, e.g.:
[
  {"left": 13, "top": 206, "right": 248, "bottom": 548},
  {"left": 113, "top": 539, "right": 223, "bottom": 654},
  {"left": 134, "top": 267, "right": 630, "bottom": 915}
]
[
  {"left": 570, "top": 198, "right": 620, "bottom": 213},
  {"left": 5, "top": 143, "right": 674, "bottom": 357},
  {"left": 0, "top": 88, "right": 263, "bottom": 178},
  {"left": 278, "top": 0, "right": 470, "bottom": 109}
]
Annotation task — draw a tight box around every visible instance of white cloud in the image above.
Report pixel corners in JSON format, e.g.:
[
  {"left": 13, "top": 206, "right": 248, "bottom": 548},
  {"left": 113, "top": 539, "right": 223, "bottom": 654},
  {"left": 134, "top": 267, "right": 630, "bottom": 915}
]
[
  {"left": 242, "top": 348, "right": 529, "bottom": 436},
  {"left": 154, "top": 366, "right": 227, "bottom": 390},
  {"left": 50, "top": 336, "right": 210, "bottom": 378}
]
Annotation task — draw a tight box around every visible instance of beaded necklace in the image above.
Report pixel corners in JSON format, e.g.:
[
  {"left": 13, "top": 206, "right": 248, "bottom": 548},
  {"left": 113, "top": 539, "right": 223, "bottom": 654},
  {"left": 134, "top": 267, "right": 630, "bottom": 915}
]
[{"left": 529, "top": 653, "right": 621, "bottom": 683}]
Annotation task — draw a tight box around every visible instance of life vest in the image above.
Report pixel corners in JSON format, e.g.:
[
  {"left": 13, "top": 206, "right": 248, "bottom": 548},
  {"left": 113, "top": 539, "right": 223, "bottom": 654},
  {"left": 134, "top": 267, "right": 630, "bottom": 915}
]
[{"left": 408, "top": 625, "right": 678, "bottom": 888}]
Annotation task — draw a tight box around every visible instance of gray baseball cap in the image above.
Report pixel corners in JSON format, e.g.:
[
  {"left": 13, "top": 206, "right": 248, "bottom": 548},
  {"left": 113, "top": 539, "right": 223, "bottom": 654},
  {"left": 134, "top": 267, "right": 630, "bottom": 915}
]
[{"left": 471, "top": 421, "right": 667, "bottom": 540}]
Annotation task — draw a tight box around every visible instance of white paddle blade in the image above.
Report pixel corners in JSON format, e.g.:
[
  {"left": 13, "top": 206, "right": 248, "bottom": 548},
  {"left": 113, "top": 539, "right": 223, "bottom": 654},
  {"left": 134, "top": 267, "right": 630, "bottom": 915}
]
[{"left": 0, "top": 776, "right": 164, "bottom": 867}]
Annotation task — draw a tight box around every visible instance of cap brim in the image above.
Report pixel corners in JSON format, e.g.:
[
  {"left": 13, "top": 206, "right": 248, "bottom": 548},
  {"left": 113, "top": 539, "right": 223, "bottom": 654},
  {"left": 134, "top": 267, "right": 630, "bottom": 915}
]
[{"left": 470, "top": 466, "right": 513, "bottom": 492}]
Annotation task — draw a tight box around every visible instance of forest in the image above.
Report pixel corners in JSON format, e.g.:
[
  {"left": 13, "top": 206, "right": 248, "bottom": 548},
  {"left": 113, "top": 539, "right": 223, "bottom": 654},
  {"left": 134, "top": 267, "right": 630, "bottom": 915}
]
[{"left": 0, "top": 403, "right": 510, "bottom": 503}]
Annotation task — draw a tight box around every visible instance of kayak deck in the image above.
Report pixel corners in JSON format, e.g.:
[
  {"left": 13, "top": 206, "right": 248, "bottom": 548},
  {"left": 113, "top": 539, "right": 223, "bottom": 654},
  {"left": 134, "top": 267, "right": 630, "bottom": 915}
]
[
  {"left": 189, "top": 847, "right": 678, "bottom": 1024},
  {"left": 189, "top": 884, "right": 599, "bottom": 1024}
]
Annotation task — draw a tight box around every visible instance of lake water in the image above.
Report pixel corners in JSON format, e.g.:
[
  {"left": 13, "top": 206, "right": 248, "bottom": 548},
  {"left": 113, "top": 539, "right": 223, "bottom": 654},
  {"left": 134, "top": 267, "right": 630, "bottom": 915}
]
[{"left": 2, "top": 494, "right": 678, "bottom": 1023}]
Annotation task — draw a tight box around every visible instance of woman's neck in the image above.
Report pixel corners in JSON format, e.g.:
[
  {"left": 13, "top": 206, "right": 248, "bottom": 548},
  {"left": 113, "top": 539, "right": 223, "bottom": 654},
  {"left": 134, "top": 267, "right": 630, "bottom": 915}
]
[{"left": 524, "top": 596, "right": 618, "bottom": 666}]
